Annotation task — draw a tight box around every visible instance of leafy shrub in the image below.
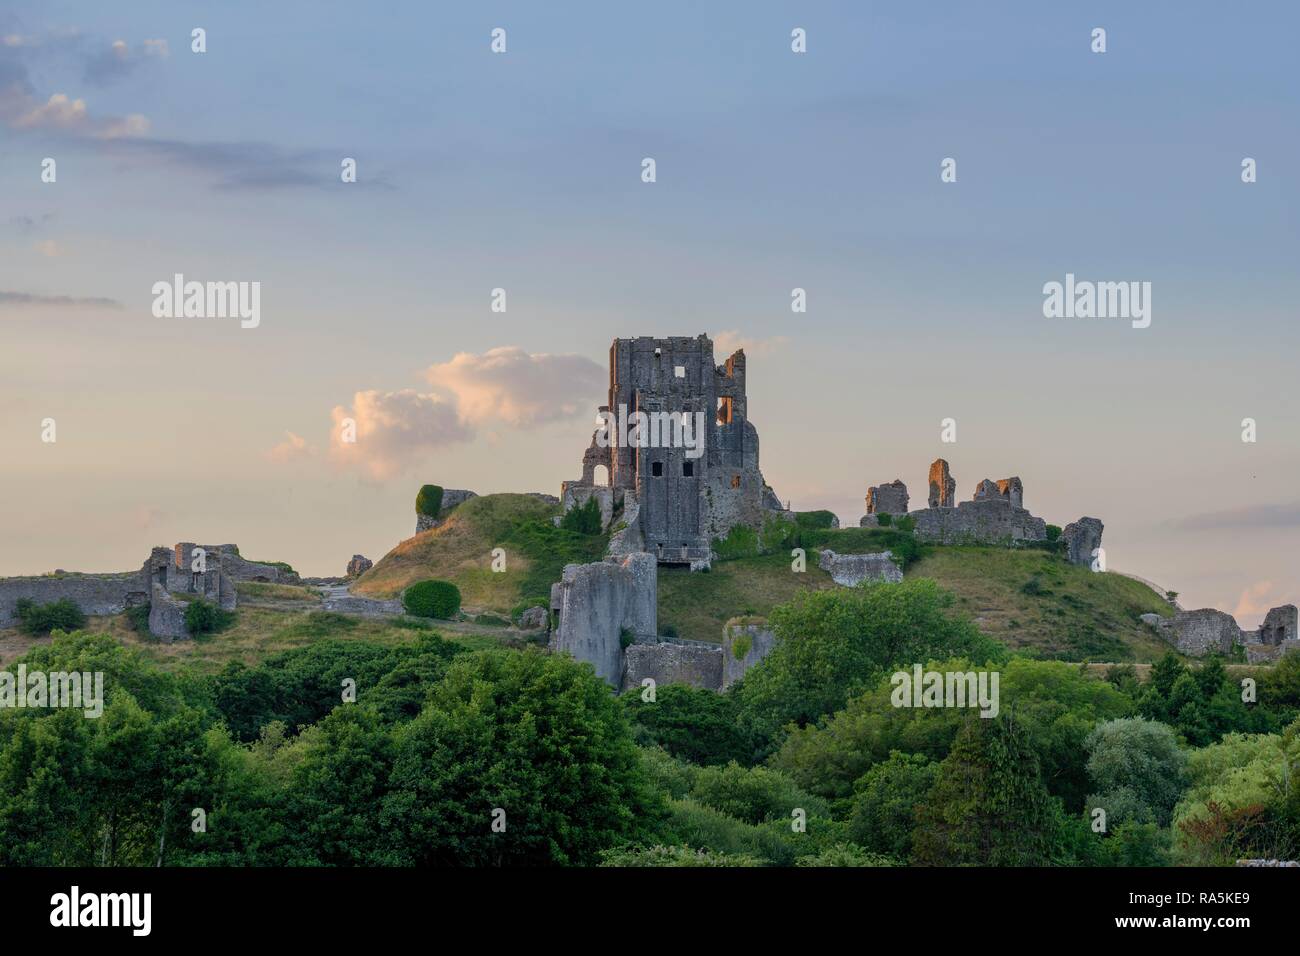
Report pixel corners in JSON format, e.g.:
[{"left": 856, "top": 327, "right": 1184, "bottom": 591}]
[
  {"left": 184, "top": 599, "right": 235, "bottom": 636},
  {"left": 620, "top": 627, "right": 636, "bottom": 649},
  {"left": 1045, "top": 524, "right": 1062, "bottom": 542},
  {"left": 795, "top": 844, "right": 900, "bottom": 867},
  {"left": 16, "top": 598, "right": 87, "bottom": 636},
  {"left": 415, "top": 484, "right": 444, "bottom": 517},
  {"left": 848, "top": 751, "right": 939, "bottom": 858},
  {"left": 124, "top": 603, "right": 152, "bottom": 634},
  {"left": 403, "top": 580, "right": 462, "bottom": 619},
  {"left": 688, "top": 762, "right": 830, "bottom": 825},
  {"left": 559, "top": 495, "right": 603, "bottom": 535},
  {"left": 599, "top": 844, "right": 764, "bottom": 867},
  {"left": 876, "top": 513, "right": 893, "bottom": 527},
  {"left": 795, "top": 510, "right": 837, "bottom": 530},
  {"left": 624, "top": 685, "right": 753, "bottom": 766}
]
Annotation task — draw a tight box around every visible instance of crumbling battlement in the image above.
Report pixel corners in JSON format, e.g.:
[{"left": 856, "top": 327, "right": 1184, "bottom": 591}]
[
  {"left": 1145, "top": 603, "right": 1300, "bottom": 660},
  {"left": 560, "top": 335, "right": 786, "bottom": 566},
  {"left": 865, "top": 480, "right": 909, "bottom": 516}
]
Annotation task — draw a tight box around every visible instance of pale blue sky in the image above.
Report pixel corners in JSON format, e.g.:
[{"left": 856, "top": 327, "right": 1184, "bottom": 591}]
[{"left": 2, "top": 1, "right": 1297, "bottom": 623}]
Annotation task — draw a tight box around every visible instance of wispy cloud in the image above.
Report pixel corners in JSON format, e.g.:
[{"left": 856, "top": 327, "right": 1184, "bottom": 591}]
[
  {"left": 1166, "top": 502, "right": 1300, "bottom": 532},
  {"left": 0, "top": 290, "right": 120, "bottom": 309}
]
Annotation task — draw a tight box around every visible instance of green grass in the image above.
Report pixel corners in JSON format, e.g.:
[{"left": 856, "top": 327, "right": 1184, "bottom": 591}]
[
  {"left": 0, "top": 605, "right": 519, "bottom": 675},
  {"left": 905, "top": 547, "right": 1174, "bottom": 661},
  {"left": 657, "top": 552, "right": 839, "bottom": 643}
]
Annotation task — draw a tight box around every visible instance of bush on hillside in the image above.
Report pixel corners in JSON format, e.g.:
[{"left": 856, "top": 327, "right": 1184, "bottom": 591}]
[
  {"left": 15, "top": 598, "right": 87, "bottom": 636},
  {"left": 559, "top": 496, "right": 603, "bottom": 535},
  {"left": 795, "top": 510, "right": 837, "bottom": 530},
  {"left": 415, "top": 485, "right": 444, "bottom": 517},
  {"left": 184, "top": 599, "right": 235, "bottom": 636},
  {"left": 403, "top": 580, "right": 462, "bottom": 619}
]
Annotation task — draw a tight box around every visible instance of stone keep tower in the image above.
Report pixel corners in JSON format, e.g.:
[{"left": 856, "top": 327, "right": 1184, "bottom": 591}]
[{"left": 563, "top": 334, "right": 783, "bottom": 565}]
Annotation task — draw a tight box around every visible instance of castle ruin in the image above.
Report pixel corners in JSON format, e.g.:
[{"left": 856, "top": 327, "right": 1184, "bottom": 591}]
[{"left": 561, "top": 335, "right": 785, "bottom": 567}]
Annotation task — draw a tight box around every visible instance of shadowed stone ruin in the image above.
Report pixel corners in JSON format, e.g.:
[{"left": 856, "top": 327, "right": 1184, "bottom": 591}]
[
  {"left": 928, "top": 458, "right": 956, "bottom": 508},
  {"left": 0, "top": 572, "right": 147, "bottom": 629},
  {"left": 0, "top": 541, "right": 291, "bottom": 641},
  {"left": 865, "top": 480, "right": 909, "bottom": 517},
  {"left": 547, "top": 554, "right": 776, "bottom": 691},
  {"left": 560, "top": 335, "right": 786, "bottom": 568},
  {"left": 1259, "top": 605, "right": 1298, "bottom": 645},
  {"left": 818, "top": 550, "right": 904, "bottom": 586},
  {"left": 1062, "top": 517, "right": 1105, "bottom": 567},
  {"left": 1143, "top": 602, "right": 1300, "bottom": 660},
  {"left": 721, "top": 618, "right": 777, "bottom": 689},
  {"left": 346, "top": 554, "right": 373, "bottom": 578},
  {"left": 622, "top": 639, "right": 722, "bottom": 693},
  {"left": 549, "top": 553, "right": 658, "bottom": 686}
]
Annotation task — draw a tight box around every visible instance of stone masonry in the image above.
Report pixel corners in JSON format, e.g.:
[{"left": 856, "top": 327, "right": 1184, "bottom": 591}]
[
  {"left": 549, "top": 553, "right": 657, "bottom": 686},
  {"left": 1062, "top": 517, "right": 1104, "bottom": 567},
  {"left": 865, "top": 479, "right": 909, "bottom": 519},
  {"left": 818, "top": 550, "right": 904, "bottom": 587},
  {"left": 928, "top": 459, "right": 956, "bottom": 508},
  {"left": 560, "top": 335, "right": 786, "bottom": 566}
]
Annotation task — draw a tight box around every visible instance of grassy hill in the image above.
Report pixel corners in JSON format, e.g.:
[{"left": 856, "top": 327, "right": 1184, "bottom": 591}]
[
  {"left": 353, "top": 493, "right": 608, "bottom": 617},
  {"left": 358, "top": 498, "right": 1176, "bottom": 660},
  {"left": 659, "top": 542, "right": 1173, "bottom": 659}
]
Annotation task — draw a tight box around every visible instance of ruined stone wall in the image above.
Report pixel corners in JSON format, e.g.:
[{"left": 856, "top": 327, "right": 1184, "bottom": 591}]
[
  {"left": 910, "top": 499, "right": 1046, "bottom": 545},
  {"left": 1155, "top": 609, "right": 1242, "bottom": 657},
  {"left": 415, "top": 489, "right": 478, "bottom": 534},
  {"left": 0, "top": 573, "right": 148, "bottom": 628},
  {"left": 621, "top": 640, "right": 723, "bottom": 692},
  {"left": 818, "top": 550, "right": 903, "bottom": 586},
  {"left": 721, "top": 619, "right": 776, "bottom": 689},
  {"left": 866, "top": 480, "right": 909, "bottom": 516},
  {"left": 1062, "top": 518, "right": 1104, "bottom": 567},
  {"left": 928, "top": 459, "right": 956, "bottom": 508},
  {"left": 1260, "top": 605, "right": 1298, "bottom": 645},
  {"left": 549, "top": 553, "right": 657, "bottom": 687}
]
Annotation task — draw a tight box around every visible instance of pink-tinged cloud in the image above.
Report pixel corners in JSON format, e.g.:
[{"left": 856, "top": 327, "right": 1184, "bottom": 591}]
[
  {"left": 425, "top": 346, "right": 604, "bottom": 427},
  {"left": 712, "top": 330, "right": 790, "bottom": 359},
  {"left": 266, "top": 430, "right": 314, "bottom": 464},
  {"left": 1233, "top": 580, "right": 1277, "bottom": 619},
  {"left": 329, "top": 389, "right": 472, "bottom": 481}
]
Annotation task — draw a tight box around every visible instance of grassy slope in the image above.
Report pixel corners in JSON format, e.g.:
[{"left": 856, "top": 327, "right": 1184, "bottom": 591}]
[
  {"left": 657, "top": 552, "right": 839, "bottom": 642},
  {"left": 659, "top": 538, "right": 1175, "bottom": 661},
  {"left": 0, "top": 585, "right": 518, "bottom": 675},
  {"left": 907, "top": 547, "right": 1174, "bottom": 660},
  {"left": 352, "top": 493, "right": 607, "bottom": 614}
]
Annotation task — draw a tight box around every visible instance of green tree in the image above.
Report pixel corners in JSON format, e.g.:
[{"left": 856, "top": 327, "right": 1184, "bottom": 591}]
[
  {"left": 912, "top": 714, "right": 1063, "bottom": 866},
  {"left": 1084, "top": 717, "right": 1187, "bottom": 826},
  {"left": 378, "top": 650, "right": 661, "bottom": 865},
  {"left": 847, "top": 751, "right": 938, "bottom": 859},
  {"left": 622, "top": 685, "right": 753, "bottom": 765},
  {"left": 738, "top": 580, "right": 1004, "bottom": 749}
]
